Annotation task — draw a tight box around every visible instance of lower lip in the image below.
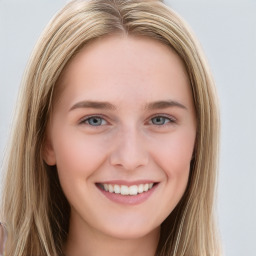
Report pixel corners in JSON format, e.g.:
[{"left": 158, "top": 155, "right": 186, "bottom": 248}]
[{"left": 97, "top": 184, "right": 158, "bottom": 205}]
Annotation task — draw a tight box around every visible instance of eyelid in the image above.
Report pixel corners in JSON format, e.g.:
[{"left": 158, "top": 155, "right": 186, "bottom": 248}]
[
  {"left": 147, "top": 114, "right": 176, "bottom": 124},
  {"left": 77, "top": 113, "right": 177, "bottom": 127},
  {"left": 79, "top": 114, "right": 109, "bottom": 125}
]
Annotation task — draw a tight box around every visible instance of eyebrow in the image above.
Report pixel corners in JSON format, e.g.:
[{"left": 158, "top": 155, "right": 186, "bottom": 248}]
[
  {"left": 69, "top": 101, "right": 116, "bottom": 111},
  {"left": 146, "top": 100, "right": 187, "bottom": 110},
  {"left": 69, "top": 100, "right": 187, "bottom": 111}
]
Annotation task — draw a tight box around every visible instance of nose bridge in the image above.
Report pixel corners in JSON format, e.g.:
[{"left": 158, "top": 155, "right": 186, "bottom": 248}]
[{"left": 109, "top": 124, "right": 148, "bottom": 170}]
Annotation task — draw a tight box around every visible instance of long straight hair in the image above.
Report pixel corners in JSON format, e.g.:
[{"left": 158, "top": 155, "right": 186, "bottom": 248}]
[{"left": 1, "top": 0, "right": 221, "bottom": 255}]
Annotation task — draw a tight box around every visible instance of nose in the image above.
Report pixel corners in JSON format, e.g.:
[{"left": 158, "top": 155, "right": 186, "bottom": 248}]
[{"left": 109, "top": 127, "right": 149, "bottom": 171}]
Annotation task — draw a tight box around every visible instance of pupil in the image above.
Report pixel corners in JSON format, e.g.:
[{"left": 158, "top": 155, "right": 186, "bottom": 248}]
[
  {"left": 90, "top": 117, "right": 101, "bottom": 126},
  {"left": 153, "top": 117, "right": 164, "bottom": 125}
]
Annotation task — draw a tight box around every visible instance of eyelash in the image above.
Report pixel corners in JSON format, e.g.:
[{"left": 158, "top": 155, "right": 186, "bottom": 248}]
[
  {"left": 148, "top": 115, "right": 176, "bottom": 126},
  {"left": 79, "top": 115, "right": 108, "bottom": 127},
  {"left": 79, "top": 114, "right": 176, "bottom": 127}
]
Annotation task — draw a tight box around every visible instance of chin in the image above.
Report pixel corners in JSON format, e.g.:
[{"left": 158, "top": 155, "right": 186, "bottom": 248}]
[{"left": 99, "top": 222, "right": 160, "bottom": 240}]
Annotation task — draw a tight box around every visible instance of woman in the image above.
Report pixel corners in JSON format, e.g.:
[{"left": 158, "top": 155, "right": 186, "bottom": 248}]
[{"left": 0, "top": 0, "right": 221, "bottom": 255}]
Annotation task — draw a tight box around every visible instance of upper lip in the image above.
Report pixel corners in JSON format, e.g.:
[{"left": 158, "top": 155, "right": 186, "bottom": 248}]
[{"left": 96, "top": 180, "right": 158, "bottom": 186}]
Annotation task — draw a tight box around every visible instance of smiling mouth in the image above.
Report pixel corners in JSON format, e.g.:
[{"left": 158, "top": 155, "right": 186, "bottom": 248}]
[{"left": 97, "top": 183, "right": 157, "bottom": 196}]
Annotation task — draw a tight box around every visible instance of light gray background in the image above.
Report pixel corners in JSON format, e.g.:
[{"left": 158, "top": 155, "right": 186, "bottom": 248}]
[{"left": 0, "top": 0, "right": 255, "bottom": 255}]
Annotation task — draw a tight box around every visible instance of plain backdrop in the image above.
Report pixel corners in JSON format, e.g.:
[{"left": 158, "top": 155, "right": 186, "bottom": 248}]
[{"left": 0, "top": 0, "right": 255, "bottom": 255}]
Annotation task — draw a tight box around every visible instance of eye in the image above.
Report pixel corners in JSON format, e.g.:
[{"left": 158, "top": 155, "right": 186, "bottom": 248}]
[
  {"left": 81, "top": 116, "right": 107, "bottom": 126},
  {"left": 150, "top": 116, "right": 175, "bottom": 125}
]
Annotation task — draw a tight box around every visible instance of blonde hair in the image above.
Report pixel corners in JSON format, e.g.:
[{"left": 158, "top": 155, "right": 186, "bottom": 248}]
[{"left": 1, "top": 0, "right": 221, "bottom": 255}]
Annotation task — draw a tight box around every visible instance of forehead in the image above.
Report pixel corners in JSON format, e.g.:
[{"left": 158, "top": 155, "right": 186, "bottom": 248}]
[
  {"left": 55, "top": 34, "right": 192, "bottom": 109},
  {"left": 61, "top": 34, "right": 188, "bottom": 81}
]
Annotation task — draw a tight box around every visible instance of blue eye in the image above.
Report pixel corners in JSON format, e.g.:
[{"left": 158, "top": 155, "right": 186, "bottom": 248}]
[
  {"left": 83, "top": 116, "right": 107, "bottom": 126},
  {"left": 151, "top": 116, "right": 173, "bottom": 125}
]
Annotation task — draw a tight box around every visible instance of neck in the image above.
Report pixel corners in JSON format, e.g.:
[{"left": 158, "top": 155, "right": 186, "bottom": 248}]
[{"left": 64, "top": 216, "right": 160, "bottom": 256}]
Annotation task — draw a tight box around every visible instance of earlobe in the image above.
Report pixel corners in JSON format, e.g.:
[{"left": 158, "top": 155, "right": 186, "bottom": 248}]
[{"left": 42, "top": 138, "right": 56, "bottom": 166}]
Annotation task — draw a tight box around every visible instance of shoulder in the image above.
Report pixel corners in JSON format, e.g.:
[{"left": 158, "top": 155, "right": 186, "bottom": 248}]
[{"left": 0, "top": 222, "right": 7, "bottom": 255}]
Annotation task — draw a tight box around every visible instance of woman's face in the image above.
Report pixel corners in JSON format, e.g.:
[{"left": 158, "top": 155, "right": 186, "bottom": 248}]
[{"left": 44, "top": 35, "right": 196, "bottom": 240}]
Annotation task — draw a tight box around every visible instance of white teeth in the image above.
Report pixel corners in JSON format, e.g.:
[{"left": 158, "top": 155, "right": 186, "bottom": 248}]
[
  {"left": 138, "top": 184, "right": 144, "bottom": 194},
  {"left": 129, "top": 185, "right": 138, "bottom": 195},
  {"left": 108, "top": 184, "right": 114, "bottom": 193},
  {"left": 144, "top": 183, "right": 149, "bottom": 192},
  {"left": 121, "top": 185, "right": 129, "bottom": 195},
  {"left": 103, "top": 184, "right": 109, "bottom": 192},
  {"left": 101, "top": 183, "right": 154, "bottom": 195},
  {"left": 114, "top": 185, "right": 120, "bottom": 194}
]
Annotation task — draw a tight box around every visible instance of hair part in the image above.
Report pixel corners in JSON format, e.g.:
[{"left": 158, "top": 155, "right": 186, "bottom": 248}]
[{"left": 1, "top": 0, "right": 221, "bottom": 255}]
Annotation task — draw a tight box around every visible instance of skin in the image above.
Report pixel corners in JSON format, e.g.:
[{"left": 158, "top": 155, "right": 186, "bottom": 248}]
[{"left": 44, "top": 35, "right": 197, "bottom": 256}]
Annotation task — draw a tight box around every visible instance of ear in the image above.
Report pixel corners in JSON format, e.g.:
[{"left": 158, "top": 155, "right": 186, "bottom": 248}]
[{"left": 42, "top": 136, "right": 56, "bottom": 166}]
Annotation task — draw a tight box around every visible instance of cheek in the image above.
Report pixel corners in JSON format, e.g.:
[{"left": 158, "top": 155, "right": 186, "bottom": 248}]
[
  {"left": 147, "top": 130, "right": 195, "bottom": 221},
  {"left": 52, "top": 127, "right": 110, "bottom": 180},
  {"left": 151, "top": 129, "right": 195, "bottom": 178},
  {"left": 51, "top": 128, "right": 113, "bottom": 210}
]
